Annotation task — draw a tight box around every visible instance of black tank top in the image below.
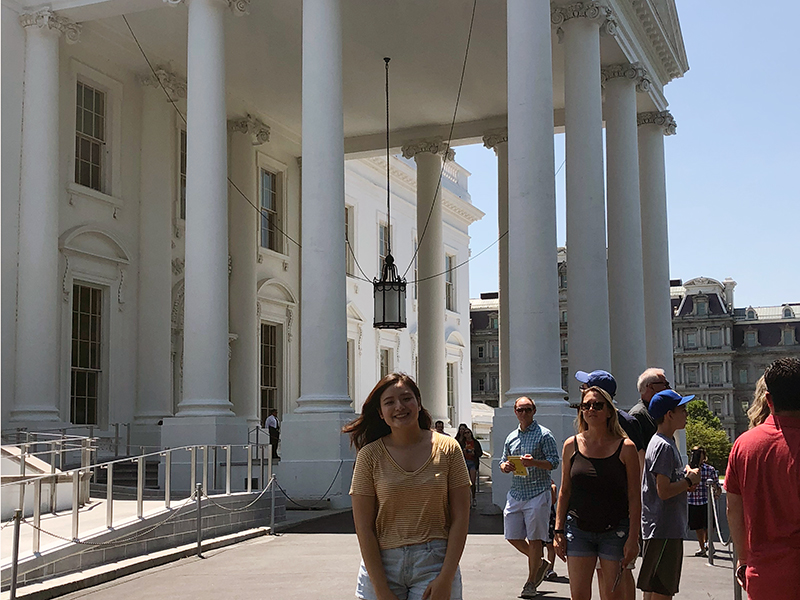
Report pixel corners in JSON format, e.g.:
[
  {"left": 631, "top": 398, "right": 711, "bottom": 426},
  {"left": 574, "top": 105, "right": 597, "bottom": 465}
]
[{"left": 568, "top": 438, "right": 628, "bottom": 532}]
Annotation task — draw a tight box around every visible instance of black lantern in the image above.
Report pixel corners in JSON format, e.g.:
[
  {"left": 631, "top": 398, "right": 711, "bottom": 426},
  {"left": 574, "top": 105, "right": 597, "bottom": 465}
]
[{"left": 373, "top": 57, "right": 407, "bottom": 329}]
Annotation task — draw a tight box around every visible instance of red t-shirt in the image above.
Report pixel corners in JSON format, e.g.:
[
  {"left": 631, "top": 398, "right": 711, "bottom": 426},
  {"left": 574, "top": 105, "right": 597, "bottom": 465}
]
[{"left": 725, "top": 414, "right": 800, "bottom": 600}]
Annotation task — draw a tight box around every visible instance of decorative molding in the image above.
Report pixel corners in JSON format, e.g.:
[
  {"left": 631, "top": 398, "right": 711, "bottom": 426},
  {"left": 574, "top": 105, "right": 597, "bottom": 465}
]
[
  {"left": 228, "top": 114, "right": 270, "bottom": 146},
  {"left": 286, "top": 306, "right": 294, "bottom": 342},
  {"left": 551, "top": 2, "right": 616, "bottom": 36},
  {"left": 163, "top": 0, "right": 250, "bottom": 15},
  {"left": 637, "top": 110, "right": 677, "bottom": 136},
  {"left": 171, "top": 257, "right": 185, "bottom": 275},
  {"left": 396, "top": 335, "right": 401, "bottom": 365},
  {"left": 228, "top": 254, "right": 232, "bottom": 277},
  {"left": 401, "top": 138, "right": 455, "bottom": 162},
  {"left": 62, "top": 256, "right": 71, "bottom": 303},
  {"left": 138, "top": 67, "right": 187, "bottom": 102},
  {"left": 117, "top": 268, "right": 126, "bottom": 311},
  {"left": 459, "top": 349, "right": 464, "bottom": 373},
  {"left": 357, "top": 323, "right": 363, "bottom": 356},
  {"left": 19, "top": 9, "right": 81, "bottom": 44},
  {"left": 171, "top": 280, "right": 185, "bottom": 333},
  {"left": 482, "top": 129, "right": 508, "bottom": 153},
  {"left": 631, "top": 0, "right": 685, "bottom": 82},
  {"left": 601, "top": 63, "right": 651, "bottom": 93}
]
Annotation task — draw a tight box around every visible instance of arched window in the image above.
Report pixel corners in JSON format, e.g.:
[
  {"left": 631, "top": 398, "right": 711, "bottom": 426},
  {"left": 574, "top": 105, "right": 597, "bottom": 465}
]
[
  {"left": 747, "top": 309, "right": 756, "bottom": 320},
  {"left": 784, "top": 307, "right": 793, "bottom": 319}
]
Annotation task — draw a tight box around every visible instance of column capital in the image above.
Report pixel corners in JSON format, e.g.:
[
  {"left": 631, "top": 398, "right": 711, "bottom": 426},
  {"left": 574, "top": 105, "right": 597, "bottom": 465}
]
[
  {"left": 228, "top": 114, "right": 270, "bottom": 145},
  {"left": 482, "top": 129, "right": 508, "bottom": 153},
  {"left": 601, "top": 62, "right": 651, "bottom": 93},
  {"left": 551, "top": 2, "right": 617, "bottom": 36},
  {"left": 163, "top": 0, "right": 251, "bottom": 16},
  {"left": 19, "top": 9, "right": 81, "bottom": 43},
  {"left": 401, "top": 138, "right": 455, "bottom": 162},
  {"left": 637, "top": 110, "right": 677, "bottom": 136},
  {"left": 139, "top": 67, "right": 187, "bottom": 102}
]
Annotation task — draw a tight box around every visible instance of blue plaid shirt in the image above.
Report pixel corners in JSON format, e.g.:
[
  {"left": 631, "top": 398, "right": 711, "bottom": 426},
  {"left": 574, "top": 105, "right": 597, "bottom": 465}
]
[
  {"left": 687, "top": 463, "right": 719, "bottom": 505},
  {"left": 501, "top": 420, "right": 560, "bottom": 501}
]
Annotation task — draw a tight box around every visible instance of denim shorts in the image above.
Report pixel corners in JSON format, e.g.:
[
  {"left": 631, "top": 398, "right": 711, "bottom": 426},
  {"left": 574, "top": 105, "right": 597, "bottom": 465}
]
[
  {"left": 355, "top": 539, "right": 462, "bottom": 600},
  {"left": 565, "top": 515, "right": 629, "bottom": 562}
]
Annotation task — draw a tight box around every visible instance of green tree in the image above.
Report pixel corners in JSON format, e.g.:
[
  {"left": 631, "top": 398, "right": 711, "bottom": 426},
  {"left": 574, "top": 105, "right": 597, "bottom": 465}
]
[{"left": 685, "top": 399, "right": 732, "bottom": 472}]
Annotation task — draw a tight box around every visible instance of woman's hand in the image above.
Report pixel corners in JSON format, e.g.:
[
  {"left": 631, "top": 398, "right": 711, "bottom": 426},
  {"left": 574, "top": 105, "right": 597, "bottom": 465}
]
[
  {"left": 553, "top": 532, "right": 567, "bottom": 562},
  {"left": 621, "top": 535, "right": 638, "bottom": 568},
  {"left": 422, "top": 573, "right": 452, "bottom": 600}
]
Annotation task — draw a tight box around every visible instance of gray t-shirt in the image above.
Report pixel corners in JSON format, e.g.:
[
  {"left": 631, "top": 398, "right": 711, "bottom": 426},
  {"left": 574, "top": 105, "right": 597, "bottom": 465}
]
[{"left": 641, "top": 433, "right": 688, "bottom": 539}]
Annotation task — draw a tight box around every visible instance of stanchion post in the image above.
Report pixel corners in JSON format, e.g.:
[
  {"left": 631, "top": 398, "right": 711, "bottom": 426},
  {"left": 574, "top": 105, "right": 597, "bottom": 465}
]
[
  {"left": 195, "top": 482, "right": 203, "bottom": 557},
  {"left": 247, "top": 445, "right": 252, "bottom": 493},
  {"left": 126, "top": 423, "right": 131, "bottom": 456},
  {"left": 18, "top": 444, "right": 27, "bottom": 511},
  {"left": 707, "top": 479, "right": 715, "bottom": 566},
  {"left": 270, "top": 476, "right": 276, "bottom": 534},
  {"left": 72, "top": 470, "right": 80, "bottom": 540},
  {"left": 114, "top": 423, "right": 120, "bottom": 458},
  {"left": 11, "top": 509, "right": 22, "bottom": 600},
  {"left": 203, "top": 446, "right": 209, "bottom": 494},
  {"left": 137, "top": 456, "right": 145, "bottom": 519},
  {"left": 165, "top": 450, "right": 172, "bottom": 509},
  {"left": 260, "top": 445, "right": 265, "bottom": 490},
  {"left": 33, "top": 479, "right": 41, "bottom": 553},
  {"left": 107, "top": 463, "right": 114, "bottom": 528},
  {"left": 190, "top": 447, "right": 197, "bottom": 494},
  {"left": 226, "top": 446, "right": 231, "bottom": 495}
]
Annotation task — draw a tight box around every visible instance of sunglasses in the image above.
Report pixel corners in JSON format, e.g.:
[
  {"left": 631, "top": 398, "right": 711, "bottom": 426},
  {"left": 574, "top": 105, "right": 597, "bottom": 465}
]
[
  {"left": 580, "top": 401, "right": 607, "bottom": 411},
  {"left": 515, "top": 407, "right": 533, "bottom": 413},
  {"left": 649, "top": 380, "right": 671, "bottom": 389}
]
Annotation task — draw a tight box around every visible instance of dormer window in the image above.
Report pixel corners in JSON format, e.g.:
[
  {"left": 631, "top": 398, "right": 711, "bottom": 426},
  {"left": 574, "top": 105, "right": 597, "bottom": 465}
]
[
  {"left": 746, "top": 308, "right": 757, "bottom": 320},
  {"left": 783, "top": 307, "right": 794, "bottom": 319},
  {"left": 695, "top": 298, "right": 708, "bottom": 316}
]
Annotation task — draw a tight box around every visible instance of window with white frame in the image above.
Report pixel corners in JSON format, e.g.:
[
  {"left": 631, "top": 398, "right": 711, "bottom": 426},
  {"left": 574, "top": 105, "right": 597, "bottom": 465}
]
[
  {"left": 75, "top": 81, "right": 106, "bottom": 192},
  {"left": 561, "top": 367, "right": 569, "bottom": 390},
  {"left": 477, "top": 345, "right": 484, "bottom": 358},
  {"left": 491, "top": 376, "right": 499, "bottom": 391},
  {"left": 685, "top": 364, "right": 699, "bottom": 386},
  {"left": 709, "top": 363, "right": 723, "bottom": 386},
  {"left": 378, "top": 222, "right": 391, "bottom": 272},
  {"left": 179, "top": 129, "right": 187, "bottom": 220},
  {"left": 380, "top": 348, "right": 391, "bottom": 380},
  {"left": 708, "top": 328, "right": 722, "bottom": 348},
  {"left": 685, "top": 330, "right": 698, "bottom": 348},
  {"left": 782, "top": 327, "right": 796, "bottom": 346},
  {"left": 695, "top": 298, "right": 708, "bottom": 316},
  {"left": 71, "top": 284, "right": 103, "bottom": 425},
  {"left": 745, "top": 330, "right": 758, "bottom": 348},
  {"left": 783, "top": 307, "right": 794, "bottom": 318},
  {"left": 477, "top": 378, "right": 485, "bottom": 392},
  {"left": 489, "top": 315, "right": 498, "bottom": 330},
  {"left": 345, "top": 205, "right": 355, "bottom": 276},
  {"left": 446, "top": 362, "right": 456, "bottom": 425},
  {"left": 260, "top": 168, "right": 282, "bottom": 253},
  {"left": 445, "top": 254, "right": 456, "bottom": 311},
  {"left": 260, "top": 323, "right": 280, "bottom": 425},
  {"left": 738, "top": 369, "right": 748, "bottom": 384},
  {"left": 560, "top": 336, "right": 568, "bottom": 355},
  {"left": 558, "top": 268, "right": 567, "bottom": 290},
  {"left": 490, "top": 343, "right": 499, "bottom": 359},
  {"left": 561, "top": 310, "right": 568, "bottom": 324}
]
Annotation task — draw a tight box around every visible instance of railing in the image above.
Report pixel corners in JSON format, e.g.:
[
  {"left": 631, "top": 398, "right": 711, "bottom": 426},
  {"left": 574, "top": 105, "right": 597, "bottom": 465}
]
[{"left": 2, "top": 424, "right": 134, "bottom": 460}]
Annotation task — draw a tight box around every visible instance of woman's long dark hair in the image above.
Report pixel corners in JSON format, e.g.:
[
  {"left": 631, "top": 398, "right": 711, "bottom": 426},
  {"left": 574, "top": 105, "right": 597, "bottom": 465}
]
[{"left": 342, "top": 372, "right": 432, "bottom": 450}]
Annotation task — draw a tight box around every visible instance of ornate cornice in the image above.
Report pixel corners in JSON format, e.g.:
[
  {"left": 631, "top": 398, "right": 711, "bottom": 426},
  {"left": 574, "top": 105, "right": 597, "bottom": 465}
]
[
  {"left": 631, "top": 0, "right": 684, "bottom": 82},
  {"left": 482, "top": 129, "right": 508, "bottom": 152},
  {"left": 138, "top": 68, "right": 187, "bottom": 102},
  {"left": 163, "top": 0, "right": 251, "bottom": 15},
  {"left": 601, "top": 63, "right": 651, "bottom": 93},
  {"left": 19, "top": 9, "right": 81, "bottom": 44},
  {"left": 637, "top": 110, "right": 676, "bottom": 136},
  {"left": 401, "top": 138, "right": 455, "bottom": 162},
  {"left": 551, "top": 2, "right": 617, "bottom": 36},
  {"left": 228, "top": 114, "right": 270, "bottom": 145}
]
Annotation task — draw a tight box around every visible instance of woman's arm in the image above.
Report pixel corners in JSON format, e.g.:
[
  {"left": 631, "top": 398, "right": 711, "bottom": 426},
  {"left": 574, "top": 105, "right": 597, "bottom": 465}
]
[
  {"left": 553, "top": 437, "right": 574, "bottom": 562},
  {"left": 621, "top": 439, "right": 641, "bottom": 567},
  {"left": 423, "top": 485, "right": 471, "bottom": 600},
  {"left": 352, "top": 494, "right": 398, "bottom": 600}
]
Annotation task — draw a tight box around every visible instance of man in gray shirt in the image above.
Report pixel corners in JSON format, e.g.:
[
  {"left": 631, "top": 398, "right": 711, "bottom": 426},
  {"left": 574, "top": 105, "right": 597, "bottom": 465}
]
[{"left": 638, "top": 390, "right": 701, "bottom": 599}]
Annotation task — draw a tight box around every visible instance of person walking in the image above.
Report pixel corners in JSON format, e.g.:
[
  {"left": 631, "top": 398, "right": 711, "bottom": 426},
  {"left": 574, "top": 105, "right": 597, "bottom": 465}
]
[
  {"left": 499, "top": 396, "right": 560, "bottom": 599},
  {"left": 687, "top": 446, "right": 720, "bottom": 557},
  {"left": 455, "top": 426, "right": 482, "bottom": 507},
  {"left": 630, "top": 368, "right": 671, "bottom": 448},
  {"left": 265, "top": 408, "right": 280, "bottom": 459},
  {"left": 344, "top": 373, "right": 471, "bottom": 600},
  {"left": 553, "top": 372, "right": 641, "bottom": 600},
  {"left": 725, "top": 357, "right": 800, "bottom": 600}
]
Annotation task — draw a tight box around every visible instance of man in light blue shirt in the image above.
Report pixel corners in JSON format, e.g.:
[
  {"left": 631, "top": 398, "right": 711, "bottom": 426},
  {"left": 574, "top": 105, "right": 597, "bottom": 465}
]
[{"left": 500, "top": 396, "right": 560, "bottom": 599}]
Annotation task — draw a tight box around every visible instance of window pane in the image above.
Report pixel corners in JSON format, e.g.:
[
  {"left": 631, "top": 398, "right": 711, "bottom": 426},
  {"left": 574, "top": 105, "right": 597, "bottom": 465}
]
[
  {"left": 77, "top": 82, "right": 83, "bottom": 107},
  {"left": 91, "top": 164, "right": 100, "bottom": 191},
  {"left": 96, "top": 115, "right": 104, "bottom": 142},
  {"left": 95, "top": 89, "right": 104, "bottom": 116},
  {"left": 84, "top": 85, "right": 94, "bottom": 112},
  {"left": 76, "top": 105, "right": 83, "bottom": 133}
]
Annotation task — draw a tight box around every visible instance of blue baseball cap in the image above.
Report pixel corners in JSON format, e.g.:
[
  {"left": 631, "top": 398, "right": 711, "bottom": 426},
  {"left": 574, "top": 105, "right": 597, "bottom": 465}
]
[
  {"left": 575, "top": 370, "right": 617, "bottom": 398},
  {"left": 648, "top": 389, "right": 695, "bottom": 421}
]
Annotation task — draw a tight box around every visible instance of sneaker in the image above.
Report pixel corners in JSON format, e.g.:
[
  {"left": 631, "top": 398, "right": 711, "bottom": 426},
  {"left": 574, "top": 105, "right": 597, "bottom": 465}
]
[
  {"left": 695, "top": 549, "right": 707, "bottom": 557},
  {"left": 544, "top": 569, "right": 557, "bottom": 581},
  {"left": 533, "top": 558, "right": 552, "bottom": 588},
  {"left": 519, "top": 581, "right": 540, "bottom": 599}
]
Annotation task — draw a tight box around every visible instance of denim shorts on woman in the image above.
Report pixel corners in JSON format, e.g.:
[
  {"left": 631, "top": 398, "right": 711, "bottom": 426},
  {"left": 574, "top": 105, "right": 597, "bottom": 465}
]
[
  {"left": 565, "top": 515, "right": 629, "bottom": 562},
  {"left": 355, "top": 539, "right": 462, "bottom": 600}
]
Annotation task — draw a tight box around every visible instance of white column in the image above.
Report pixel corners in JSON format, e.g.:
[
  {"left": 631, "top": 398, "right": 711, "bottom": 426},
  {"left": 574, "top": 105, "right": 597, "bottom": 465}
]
[
  {"left": 135, "top": 72, "right": 183, "bottom": 434},
  {"left": 603, "top": 64, "right": 648, "bottom": 395},
  {"left": 554, "top": 3, "right": 614, "bottom": 401},
  {"left": 483, "top": 131, "right": 510, "bottom": 406},
  {"left": 491, "top": 0, "right": 566, "bottom": 508},
  {"left": 638, "top": 110, "right": 676, "bottom": 382},
  {"left": 401, "top": 140, "right": 450, "bottom": 423},
  {"left": 178, "top": 0, "right": 234, "bottom": 416},
  {"left": 12, "top": 11, "right": 80, "bottom": 423},
  {"left": 228, "top": 115, "right": 267, "bottom": 426}
]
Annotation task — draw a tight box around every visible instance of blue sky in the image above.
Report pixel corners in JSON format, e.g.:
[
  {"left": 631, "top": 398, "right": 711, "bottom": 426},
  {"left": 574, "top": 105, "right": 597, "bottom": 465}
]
[{"left": 462, "top": 1, "right": 799, "bottom": 309}]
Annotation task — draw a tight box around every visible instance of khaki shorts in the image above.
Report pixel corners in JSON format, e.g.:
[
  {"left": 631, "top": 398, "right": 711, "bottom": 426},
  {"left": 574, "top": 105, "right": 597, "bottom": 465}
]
[{"left": 637, "top": 538, "right": 683, "bottom": 596}]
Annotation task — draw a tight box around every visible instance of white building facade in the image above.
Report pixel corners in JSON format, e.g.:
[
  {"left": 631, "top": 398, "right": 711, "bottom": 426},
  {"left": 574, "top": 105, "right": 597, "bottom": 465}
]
[{"left": 2, "top": 0, "right": 687, "bottom": 507}]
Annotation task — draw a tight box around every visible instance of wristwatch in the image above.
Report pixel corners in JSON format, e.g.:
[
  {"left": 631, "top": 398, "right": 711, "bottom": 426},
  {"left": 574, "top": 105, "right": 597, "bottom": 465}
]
[{"left": 684, "top": 476, "right": 693, "bottom": 489}]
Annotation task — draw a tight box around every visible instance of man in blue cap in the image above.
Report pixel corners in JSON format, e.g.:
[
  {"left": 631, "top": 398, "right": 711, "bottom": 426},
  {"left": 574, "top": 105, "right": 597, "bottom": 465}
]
[{"left": 637, "top": 390, "right": 702, "bottom": 600}]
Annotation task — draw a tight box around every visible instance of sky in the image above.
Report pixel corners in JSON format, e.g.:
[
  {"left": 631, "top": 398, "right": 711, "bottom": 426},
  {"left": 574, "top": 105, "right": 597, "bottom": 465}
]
[{"left": 461, "top": 1, "right": 800, "bottom": 309}]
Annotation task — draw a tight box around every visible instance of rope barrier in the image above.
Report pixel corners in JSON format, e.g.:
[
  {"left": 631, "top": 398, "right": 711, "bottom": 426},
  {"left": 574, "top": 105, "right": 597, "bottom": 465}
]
[
  {"left": 709, "top": 488, "right": 731, "bottom": 546},
  {"left": 200, "top": 478, "right": 274, "bottom": 513},
  {"left": 274, "top": 460, "right": 344, "bottom": 509}
]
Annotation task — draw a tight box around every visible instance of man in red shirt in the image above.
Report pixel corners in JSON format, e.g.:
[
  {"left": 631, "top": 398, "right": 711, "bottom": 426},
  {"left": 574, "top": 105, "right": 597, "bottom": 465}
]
[{"left": 725, "top": 357, "right": 800, "bottom": 600}]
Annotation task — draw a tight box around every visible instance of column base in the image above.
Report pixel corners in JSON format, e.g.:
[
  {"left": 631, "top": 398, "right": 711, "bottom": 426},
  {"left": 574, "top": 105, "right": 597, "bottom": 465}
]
[
  {"left": 160, "top": 415, "right": 249, "bottom": 447},
  {"left": 491, "top": 388, "right": 573, "bottom": 510},
  {"left": 276, "top": 412, "right": 356, "bottom": 509},
  {"left": 9, "top": 407, "right": 63, "bottom": 424}
]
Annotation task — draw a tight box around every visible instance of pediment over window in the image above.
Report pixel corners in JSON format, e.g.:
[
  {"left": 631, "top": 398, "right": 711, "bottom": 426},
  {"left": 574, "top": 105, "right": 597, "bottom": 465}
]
[
  {"left": 346, "top": 302, "right": 365, "bottom": 322},
  {"left": 446, "top": 330, "right": 465, "bottom": 347},
  {"left": 59, "top": 225, "right": 130, "bottom": 264},
  {"left": 257, "top": 278, "right": 297, "bottom": 304}
]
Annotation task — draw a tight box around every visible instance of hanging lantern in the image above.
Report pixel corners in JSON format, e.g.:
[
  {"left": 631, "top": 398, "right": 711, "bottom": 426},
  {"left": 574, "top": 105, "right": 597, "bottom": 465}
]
[{"left": 373, "top": 57, "right": 407, "bottom": 330}]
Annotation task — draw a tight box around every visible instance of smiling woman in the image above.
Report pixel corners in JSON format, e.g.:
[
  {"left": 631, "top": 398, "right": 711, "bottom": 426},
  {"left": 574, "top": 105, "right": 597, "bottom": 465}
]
[{"left": 342, "top": 373, "right": 472, "bottom": 600}]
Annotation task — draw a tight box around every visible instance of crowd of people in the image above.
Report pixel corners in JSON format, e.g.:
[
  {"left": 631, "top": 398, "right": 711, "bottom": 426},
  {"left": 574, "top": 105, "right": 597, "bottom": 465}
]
[{"left": 341, "top": 357, "right": 800, "bottom": 600}]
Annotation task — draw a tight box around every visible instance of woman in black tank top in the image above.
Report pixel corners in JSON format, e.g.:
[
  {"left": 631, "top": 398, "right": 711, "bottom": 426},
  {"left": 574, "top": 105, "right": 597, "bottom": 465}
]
[{"left": 553, "top": 380, "right": 642, "bottom": 600}]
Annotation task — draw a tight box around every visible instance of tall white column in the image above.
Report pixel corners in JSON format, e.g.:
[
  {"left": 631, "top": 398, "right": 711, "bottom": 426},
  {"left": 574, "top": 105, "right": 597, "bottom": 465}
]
[
  {"left": 554, "top": 3, "right": 614, "bottom": 401},
  {"left": 603, "top": 64, "right": 648, "bottom": 396},
  {"left": 491, "top": 0, "right": 567, "bottom": 508},
  {"left": 228, "top": 115, "right": 268, "bottom": 426},
  {"left": 12, "top": 11, "right": 80, "bottom": 423},
  {"left": 401, "top": 140, "right": 450, "bottom": 423},
  {"left": 135, "top": 71, "right": 184, "bottom": 438},
  {"left": 483, "top": 131, "right": 509, "bottom": 406},
  {"left": 279, "top": 0, "right": 353, "bottom": 508},
  {"left": 638, "top": 110, "right": 677, "bottom": 382},
  {"left": 178, "top": 0, "right": 234, "bottom": 417}
]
